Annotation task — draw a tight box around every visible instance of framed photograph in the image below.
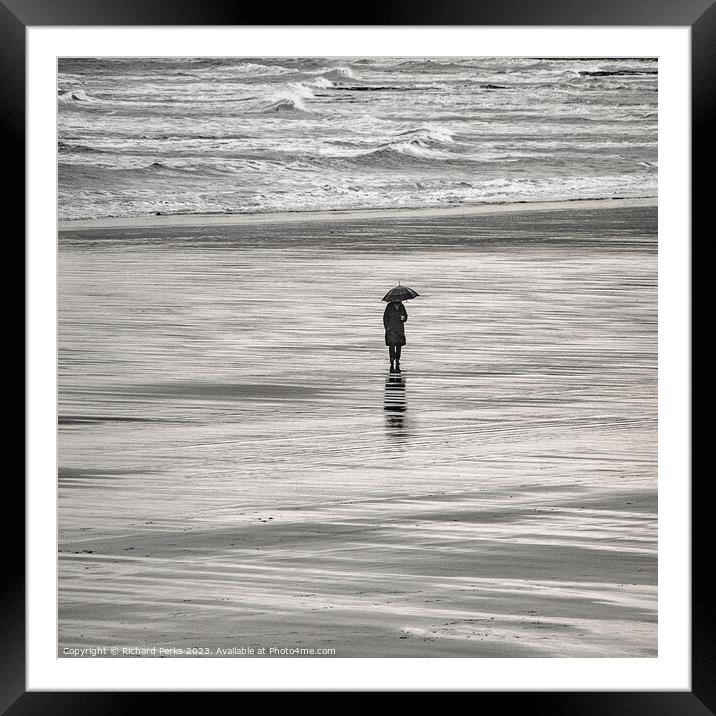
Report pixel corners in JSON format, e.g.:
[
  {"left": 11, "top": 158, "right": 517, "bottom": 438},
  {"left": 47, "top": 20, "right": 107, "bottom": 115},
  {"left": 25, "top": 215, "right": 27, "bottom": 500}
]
[{"left": 11, "top": 0, "right": 704, "bottom": 708}]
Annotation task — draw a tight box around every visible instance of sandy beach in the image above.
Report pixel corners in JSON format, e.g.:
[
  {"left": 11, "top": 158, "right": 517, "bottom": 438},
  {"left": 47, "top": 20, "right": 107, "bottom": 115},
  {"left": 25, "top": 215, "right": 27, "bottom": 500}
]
[{"left": 58, "top": 200, "right": 657, "bottom": 658}]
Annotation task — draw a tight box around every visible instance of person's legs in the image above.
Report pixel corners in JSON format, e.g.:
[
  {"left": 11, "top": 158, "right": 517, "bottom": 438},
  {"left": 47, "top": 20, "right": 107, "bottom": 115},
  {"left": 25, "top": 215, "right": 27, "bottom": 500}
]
[
  {"left": 395, "top": 345, "right": 402, "bottom": 366},
  {"left": 389, "top": 345, "right": 396, "bottom": 365}
]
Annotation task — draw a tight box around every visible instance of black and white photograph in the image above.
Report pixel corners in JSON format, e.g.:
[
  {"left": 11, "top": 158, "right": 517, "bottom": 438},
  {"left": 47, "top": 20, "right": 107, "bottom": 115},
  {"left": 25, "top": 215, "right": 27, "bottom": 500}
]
[{"left": 55, "top": 55, "right": 660, "bottom": 660}]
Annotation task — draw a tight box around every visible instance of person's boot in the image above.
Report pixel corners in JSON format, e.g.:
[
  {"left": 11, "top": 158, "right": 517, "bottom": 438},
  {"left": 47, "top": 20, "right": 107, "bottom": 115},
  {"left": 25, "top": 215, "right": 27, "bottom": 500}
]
[
  {"left": 395, "top": 361, "right": 401, "bottom": 372},
  {"left": 390, "top": 361, "right": 395, "bottom": 373}
]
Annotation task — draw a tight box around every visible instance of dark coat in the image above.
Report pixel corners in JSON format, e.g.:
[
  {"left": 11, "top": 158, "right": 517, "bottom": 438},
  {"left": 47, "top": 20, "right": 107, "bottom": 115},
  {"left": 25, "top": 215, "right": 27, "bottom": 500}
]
[{"left": 383, "top": 301, "right": 407, "bottom": 346}]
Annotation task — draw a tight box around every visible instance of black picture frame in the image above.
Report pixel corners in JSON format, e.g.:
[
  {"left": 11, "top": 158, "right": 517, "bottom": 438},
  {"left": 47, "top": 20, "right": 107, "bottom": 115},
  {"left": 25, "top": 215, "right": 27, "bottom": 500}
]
[{"left": 8, "top": 0, "right": 705, "bottom": 709}]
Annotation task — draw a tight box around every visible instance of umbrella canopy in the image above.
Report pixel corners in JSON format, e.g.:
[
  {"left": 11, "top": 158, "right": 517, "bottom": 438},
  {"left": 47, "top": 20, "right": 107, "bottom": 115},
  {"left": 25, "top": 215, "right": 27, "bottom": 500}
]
[{"left": 382, "top": 285, "right": 419, "bottom": 302}]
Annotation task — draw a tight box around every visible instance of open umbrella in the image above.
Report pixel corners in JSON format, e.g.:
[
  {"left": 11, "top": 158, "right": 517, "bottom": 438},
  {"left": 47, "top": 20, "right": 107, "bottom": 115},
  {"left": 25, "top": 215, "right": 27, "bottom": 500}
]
[{"left": 382, "top": 284, "right": 419, "bottom": 302}]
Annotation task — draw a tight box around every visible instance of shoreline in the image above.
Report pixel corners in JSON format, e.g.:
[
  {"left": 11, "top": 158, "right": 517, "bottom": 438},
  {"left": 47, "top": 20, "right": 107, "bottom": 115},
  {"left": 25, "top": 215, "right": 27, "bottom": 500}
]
[{"left": 58, "top": 196, "right": 657, "bottom": 232}]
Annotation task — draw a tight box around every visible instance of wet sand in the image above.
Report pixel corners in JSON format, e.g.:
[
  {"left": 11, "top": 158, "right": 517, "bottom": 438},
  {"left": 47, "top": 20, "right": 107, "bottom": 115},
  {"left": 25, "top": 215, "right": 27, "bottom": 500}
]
[
  {"left": 58, "top": 196, "right": 656, "bottom": 232},
  {"left": 58, "top": 201, "right": 657, "bottom": 657}
]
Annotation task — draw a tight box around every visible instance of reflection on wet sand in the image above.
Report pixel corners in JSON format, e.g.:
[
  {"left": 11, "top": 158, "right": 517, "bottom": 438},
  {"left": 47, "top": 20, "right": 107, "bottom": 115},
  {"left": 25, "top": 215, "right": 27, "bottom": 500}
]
[{"left": 384, "top": 371, "right": 408, "bottom": 438}]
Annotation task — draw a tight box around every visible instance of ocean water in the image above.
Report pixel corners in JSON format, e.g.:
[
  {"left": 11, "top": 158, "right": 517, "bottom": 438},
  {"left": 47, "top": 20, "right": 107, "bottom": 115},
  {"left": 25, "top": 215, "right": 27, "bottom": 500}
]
[{"left": 58, "top": 57, "right": 657, "bottom": 220}]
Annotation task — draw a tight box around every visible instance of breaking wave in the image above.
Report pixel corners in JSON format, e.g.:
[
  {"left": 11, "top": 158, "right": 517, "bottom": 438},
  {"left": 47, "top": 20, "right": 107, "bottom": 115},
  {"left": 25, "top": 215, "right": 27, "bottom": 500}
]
[
  {"left": 315, "top": 66, "right": 356, "bottom": 82},
  {"left": 308, "top": 76, "right": 335, "bottom": 89},
  {"left": 349, "top": 126, "right": 459, "bottom": 164},
  {"left": 258, "top": 82, "right": 316, "bottom": 114}
]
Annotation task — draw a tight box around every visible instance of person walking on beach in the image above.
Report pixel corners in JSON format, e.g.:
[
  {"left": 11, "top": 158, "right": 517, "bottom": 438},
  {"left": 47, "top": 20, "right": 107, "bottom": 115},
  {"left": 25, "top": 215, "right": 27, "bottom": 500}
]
[{"left": 384, "top": 300, "right": 407, "bottom": 372}]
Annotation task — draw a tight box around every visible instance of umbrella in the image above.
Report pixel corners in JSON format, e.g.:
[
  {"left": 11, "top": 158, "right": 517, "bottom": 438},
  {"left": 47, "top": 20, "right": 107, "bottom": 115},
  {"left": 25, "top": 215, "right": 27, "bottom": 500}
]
[{"left": 382, "top": 284, "right": 419, "bottom": 302}]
